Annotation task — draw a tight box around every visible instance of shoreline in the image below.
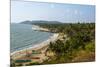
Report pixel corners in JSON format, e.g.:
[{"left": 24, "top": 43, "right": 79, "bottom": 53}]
[{"left": 11, "top": 33, "right": 59, "bottom": 59}]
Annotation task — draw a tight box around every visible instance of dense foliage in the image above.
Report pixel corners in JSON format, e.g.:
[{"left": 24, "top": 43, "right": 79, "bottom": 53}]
[
  {"left": 11, "top": 22, "right": 95, "bottom": 66},
  {"left": 36, "top": 23, "right": 95, "bottom": 64}
]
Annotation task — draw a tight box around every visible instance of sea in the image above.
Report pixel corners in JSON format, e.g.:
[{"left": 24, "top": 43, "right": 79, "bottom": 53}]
[{"left": 10, "top": 23, "right": 53, "bottom": 53}]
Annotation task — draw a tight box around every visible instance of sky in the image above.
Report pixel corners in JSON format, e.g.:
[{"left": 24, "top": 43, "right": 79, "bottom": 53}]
[{"left": 11, "top": 1, "right": 95, "bottom": 23}]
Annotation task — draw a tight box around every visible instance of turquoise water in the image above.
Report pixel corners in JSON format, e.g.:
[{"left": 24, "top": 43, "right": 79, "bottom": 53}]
[{"left": 10, "top": 23, "right": 53, "bottom": 53}]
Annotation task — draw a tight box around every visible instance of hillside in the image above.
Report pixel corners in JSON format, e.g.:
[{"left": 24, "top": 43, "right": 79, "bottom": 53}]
[{"left": 20, "top": 20, "right": 61, "bottom": 25}]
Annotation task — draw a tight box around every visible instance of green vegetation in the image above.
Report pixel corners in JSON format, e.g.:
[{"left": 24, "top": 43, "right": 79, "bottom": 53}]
[
  {"left": 15, "top": 59, "right": 31, "bottom": 63},
  {"left": 10, "top": 22, "right": 95, "bottom": 66},
  {"left": 35, "top": 22, "right": 95, "bottom": 64},
  {"left": 32, "top": 50, "right": 41, "bottom": 54}
]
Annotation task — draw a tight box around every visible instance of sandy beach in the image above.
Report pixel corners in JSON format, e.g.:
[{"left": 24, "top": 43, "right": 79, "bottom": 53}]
[{"left": 11, "top": 33, "right": 59, "bottom": 60}]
